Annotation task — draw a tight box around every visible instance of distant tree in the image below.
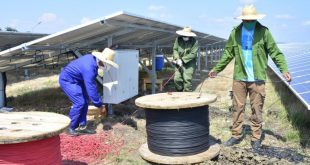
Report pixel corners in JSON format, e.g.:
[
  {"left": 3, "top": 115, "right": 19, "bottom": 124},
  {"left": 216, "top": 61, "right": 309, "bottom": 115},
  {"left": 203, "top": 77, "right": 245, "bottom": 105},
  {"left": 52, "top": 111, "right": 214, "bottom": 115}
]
[
  {"left": 0, "top": 27, "right": 2, "bottom": 31},
  {"left": 5, "top": 27, "right": 18, "bottom": 32}
]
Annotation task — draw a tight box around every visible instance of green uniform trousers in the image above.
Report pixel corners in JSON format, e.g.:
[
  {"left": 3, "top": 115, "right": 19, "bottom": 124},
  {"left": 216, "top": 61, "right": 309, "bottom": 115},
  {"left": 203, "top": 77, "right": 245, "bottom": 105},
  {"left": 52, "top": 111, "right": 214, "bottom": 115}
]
[{"left": 174, "top": 65, "right": 195, "bottom": 92}]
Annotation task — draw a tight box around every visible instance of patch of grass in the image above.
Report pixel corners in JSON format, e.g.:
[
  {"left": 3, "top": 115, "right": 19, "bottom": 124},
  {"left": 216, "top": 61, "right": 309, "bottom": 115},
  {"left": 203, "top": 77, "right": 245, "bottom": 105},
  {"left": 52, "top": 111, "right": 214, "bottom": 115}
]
[
  {"left": 265, "top": 69, "right": 310, "bottom": 147},
  {"left": 289, "top": 109, "right": 310, "bottom": 127},
  {"left": 285, "top": 130, "right": 300, "bottom": 142},
  {"left": 7, "top": 75, "right": 60, "bottom": 97},
  {"left": 112, "top": 152, "right": 147, "bottom": 165},
  {"left": 45, "top": 79, "right": 58, "bottom": 86},
  {"left": 8, "top": 87, "right": 70, "bottom": 114},
  {"left": 161, "top": 66, "right": 175, "bottom": 73},
  {"left": 7, "top": 74, "right": 71, "bottom": 114}
]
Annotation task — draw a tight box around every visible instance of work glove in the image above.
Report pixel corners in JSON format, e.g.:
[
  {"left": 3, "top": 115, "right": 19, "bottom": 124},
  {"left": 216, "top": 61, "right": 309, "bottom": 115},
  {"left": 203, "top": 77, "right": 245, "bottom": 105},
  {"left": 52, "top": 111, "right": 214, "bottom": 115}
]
[{"left": 176, "top": 59, "right": 183, "bottom": 67}]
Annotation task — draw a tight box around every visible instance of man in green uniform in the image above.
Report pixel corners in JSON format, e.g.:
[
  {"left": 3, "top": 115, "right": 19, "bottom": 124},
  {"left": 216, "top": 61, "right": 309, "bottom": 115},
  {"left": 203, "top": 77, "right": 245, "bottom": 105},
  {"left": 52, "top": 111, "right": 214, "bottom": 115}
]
[
  {"left": 209, "top": 5, "right": 291, "bottom": 150},
  {"left": 173, "top": 27, "right": 198, "bottom": 92}
]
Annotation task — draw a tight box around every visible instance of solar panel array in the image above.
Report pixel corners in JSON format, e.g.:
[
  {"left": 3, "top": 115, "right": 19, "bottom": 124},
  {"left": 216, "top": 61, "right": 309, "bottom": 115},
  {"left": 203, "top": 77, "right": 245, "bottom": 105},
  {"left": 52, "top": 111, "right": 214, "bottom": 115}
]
[
  {"left": 0, "top": 11, "right": 225, "bottom": 73},
  {"left": 268, "top": 43, "right": 310, "bottom": 110}
]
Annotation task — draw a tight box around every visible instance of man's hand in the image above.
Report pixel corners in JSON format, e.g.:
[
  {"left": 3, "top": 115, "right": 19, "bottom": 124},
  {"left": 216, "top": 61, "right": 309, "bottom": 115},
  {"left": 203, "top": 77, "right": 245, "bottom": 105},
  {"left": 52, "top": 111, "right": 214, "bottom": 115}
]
[
  {"left": 176, "top": 59, "right": 183, "bottom": 67},
  {"left": 208, "top": 70, "right": 218, "bottom": 78},
  {"left": 99, "top": 105, "right": 107, "bottom": 117},
  {"left": 283, "top": 72, "right": 292, "bottom": 82}
]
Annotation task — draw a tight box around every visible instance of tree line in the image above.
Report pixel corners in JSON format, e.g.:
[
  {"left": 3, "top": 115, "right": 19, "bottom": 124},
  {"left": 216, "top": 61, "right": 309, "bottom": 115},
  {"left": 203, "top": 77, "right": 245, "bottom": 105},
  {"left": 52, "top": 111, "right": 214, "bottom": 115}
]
[{"left": 0, "top": 27, "right": 18, "bottom": 32}]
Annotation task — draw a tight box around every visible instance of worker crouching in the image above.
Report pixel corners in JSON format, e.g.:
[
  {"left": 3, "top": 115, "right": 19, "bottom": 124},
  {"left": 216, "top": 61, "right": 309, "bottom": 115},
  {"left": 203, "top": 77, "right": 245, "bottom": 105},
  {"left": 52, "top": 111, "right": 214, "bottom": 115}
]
[{"left": 59, "top": 48, "right": 118, "bottom": 136}]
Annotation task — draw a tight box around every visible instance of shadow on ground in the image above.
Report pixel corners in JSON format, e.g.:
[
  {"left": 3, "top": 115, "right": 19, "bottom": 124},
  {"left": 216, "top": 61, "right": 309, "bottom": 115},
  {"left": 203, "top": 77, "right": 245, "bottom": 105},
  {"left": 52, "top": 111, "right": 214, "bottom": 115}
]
[
  {"left": 98, "top": 96, "right": 146, "bottom": 131},
  {"left": 7, "top": 87, "right": 70, "bottom": 115}
]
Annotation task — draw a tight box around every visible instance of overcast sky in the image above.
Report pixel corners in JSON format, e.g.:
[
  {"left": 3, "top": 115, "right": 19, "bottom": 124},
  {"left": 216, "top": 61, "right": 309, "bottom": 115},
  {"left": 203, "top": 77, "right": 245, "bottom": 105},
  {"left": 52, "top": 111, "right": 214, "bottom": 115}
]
[{"left": 1, "top": 0, "right": 309, "bottom": 43}]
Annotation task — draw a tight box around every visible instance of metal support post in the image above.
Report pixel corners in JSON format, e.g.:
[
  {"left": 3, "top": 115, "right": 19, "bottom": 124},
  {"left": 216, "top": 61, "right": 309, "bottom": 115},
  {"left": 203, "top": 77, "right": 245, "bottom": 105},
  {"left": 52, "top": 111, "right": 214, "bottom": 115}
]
[
  {"left": 197, "top": 48, "right": 201, "bottom": 71},
  {"left": 151, "top": 45, "right": 157, "bottom": 94}
]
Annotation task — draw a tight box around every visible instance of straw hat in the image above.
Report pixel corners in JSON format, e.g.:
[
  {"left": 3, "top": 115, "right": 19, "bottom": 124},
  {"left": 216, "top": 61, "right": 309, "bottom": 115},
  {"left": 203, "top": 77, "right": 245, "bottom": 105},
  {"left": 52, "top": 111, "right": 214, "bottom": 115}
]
[
  {"left": 176, "top": 27, "right": 197, "bottom": 37},
  {"left": 92, "top": 48, "right": 119, "bottom": 68},
  {"left": 236, "top": 5, "right": 265, "bottom": 20}
]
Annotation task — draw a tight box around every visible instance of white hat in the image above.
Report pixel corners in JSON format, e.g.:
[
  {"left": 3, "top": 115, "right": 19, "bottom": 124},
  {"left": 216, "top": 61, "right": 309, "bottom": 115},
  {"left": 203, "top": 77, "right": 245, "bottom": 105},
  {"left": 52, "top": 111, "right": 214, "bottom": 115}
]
[
  {"left": 176, "top": 27, "right": 197, "bottom": 37},
  {"left": 92, "top": 48, "right": 119, "bottom": 68},
  {"left": 236, "top": 5, "right": 265, "bottom": 20}
]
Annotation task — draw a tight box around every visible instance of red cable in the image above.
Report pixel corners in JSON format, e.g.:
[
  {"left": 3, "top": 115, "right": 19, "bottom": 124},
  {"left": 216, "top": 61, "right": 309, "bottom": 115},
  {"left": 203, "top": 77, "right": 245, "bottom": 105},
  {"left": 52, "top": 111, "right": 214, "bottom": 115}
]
[
  {"left": 0, "top": 136, "right": 62, "bottom": 165},
  {"left": 0, "top": 132, "right": 124, "bottom": 165},
  {"left": 162, "top": 65, "right": 181, "bottom": 88},
  {"left": 60, "top": 132, "right": 124, "bottom": 164}
]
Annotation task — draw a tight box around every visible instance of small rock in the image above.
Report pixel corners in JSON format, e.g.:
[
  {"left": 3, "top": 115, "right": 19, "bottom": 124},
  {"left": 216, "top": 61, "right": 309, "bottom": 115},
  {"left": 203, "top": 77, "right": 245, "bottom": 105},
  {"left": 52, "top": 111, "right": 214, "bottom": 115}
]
[{"left": 103, "top": 122, "right": 113, "bottom": 130}]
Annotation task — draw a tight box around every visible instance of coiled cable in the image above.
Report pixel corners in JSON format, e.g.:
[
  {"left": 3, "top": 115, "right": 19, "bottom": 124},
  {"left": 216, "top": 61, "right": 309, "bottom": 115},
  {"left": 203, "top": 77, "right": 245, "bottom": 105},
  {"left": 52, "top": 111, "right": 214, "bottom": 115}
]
[{"left": 145, "top": 106, "right": 210, "bottom": 156}]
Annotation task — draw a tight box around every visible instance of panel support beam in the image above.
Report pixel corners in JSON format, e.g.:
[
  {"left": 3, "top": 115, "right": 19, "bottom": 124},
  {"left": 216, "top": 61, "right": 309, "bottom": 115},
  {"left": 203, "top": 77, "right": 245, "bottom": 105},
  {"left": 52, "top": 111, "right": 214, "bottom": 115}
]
[{"left": 106, "top": 20, "right": 175, "bottom": 34}]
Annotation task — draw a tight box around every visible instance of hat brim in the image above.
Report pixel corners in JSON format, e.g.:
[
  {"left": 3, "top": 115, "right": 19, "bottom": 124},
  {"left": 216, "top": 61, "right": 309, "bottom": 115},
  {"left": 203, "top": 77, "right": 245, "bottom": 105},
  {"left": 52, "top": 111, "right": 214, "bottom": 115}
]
[
  {"left": 176, "top": 30, "right": 197, "bottom": 37},
  {"left": 92, "top": 52, "right": 119, "bottom": 68},
  {"left": 102, "top": 59, "right": 119, "bottom": 68},
  {"left": 236, "top": 14, "right": 266, "bottom": 20}
]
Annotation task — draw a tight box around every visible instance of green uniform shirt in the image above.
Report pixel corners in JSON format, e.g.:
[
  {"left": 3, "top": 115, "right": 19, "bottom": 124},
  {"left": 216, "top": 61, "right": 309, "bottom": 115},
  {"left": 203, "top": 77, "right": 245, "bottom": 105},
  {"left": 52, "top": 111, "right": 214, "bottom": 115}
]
[
  {"left": 173, "top": 37, "right": 198, "bottom": 67},
  {"left": 212, "top": 22, "right": 289, "bottom": 81}
]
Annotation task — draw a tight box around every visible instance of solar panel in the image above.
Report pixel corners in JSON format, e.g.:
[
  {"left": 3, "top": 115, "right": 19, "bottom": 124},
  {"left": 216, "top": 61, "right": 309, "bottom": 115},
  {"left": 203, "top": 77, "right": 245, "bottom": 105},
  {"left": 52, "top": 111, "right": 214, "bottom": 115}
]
[
  {"left": 0, "top": 32, "right": 46, "bottom": 51},
  {"left": 268, "top": 43, "right": 310, "bottom": 110},
  {"left": 0, "top": 11, "right": 225, "bottom": 73}
]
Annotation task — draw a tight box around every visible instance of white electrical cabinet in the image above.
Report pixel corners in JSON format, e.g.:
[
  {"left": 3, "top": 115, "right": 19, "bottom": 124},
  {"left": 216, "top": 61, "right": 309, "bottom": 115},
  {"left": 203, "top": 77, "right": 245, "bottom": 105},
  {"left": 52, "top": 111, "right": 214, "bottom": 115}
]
[{"left": 102, "top": 50, "right": 139, "bottom": 104}]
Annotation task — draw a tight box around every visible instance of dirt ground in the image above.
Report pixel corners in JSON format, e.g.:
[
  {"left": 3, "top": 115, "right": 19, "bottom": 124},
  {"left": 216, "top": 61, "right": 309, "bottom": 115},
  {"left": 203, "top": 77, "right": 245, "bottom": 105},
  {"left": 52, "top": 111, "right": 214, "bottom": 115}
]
[{"left": 5, "top": 63, "right": 310, "bottom": 165}]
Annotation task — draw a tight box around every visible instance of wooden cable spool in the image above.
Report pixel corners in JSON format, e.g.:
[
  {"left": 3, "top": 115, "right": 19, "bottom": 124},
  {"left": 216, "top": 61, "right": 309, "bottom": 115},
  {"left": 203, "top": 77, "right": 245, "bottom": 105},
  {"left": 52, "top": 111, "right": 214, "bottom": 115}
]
[
  {"left": 135, "top": 92, "right": 220, "bottom": 164},
  {"left": 0, "top": 112, "right": 70, "bottom": 164}
]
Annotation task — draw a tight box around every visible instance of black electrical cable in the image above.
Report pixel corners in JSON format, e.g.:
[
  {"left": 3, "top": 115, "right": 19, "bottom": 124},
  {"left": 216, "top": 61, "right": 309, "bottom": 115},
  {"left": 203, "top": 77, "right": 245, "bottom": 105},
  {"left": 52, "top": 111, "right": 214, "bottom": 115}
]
[{"left": 145, "top": 106, "right": 210, "bottom": 156}]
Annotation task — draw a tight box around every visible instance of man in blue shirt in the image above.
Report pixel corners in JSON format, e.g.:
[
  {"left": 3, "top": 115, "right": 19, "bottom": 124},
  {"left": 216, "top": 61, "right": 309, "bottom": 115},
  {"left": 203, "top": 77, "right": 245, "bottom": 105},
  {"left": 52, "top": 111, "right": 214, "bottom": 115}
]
[{"left": 59, "top": 48, "right": 118, "bottom": 136}]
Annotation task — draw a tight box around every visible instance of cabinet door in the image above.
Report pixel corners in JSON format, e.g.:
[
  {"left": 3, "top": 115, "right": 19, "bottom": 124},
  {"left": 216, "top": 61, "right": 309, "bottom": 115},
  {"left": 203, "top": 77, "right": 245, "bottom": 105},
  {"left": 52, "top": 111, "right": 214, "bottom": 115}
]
[{"left": 103, "top": 50, "right": 139, "bottom": 104}]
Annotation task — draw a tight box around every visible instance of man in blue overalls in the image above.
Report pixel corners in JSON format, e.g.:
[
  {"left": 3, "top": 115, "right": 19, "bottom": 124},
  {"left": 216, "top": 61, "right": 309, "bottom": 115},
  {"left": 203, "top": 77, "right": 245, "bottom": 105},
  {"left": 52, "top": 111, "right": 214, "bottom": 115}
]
[{"left": 59, "top": 48, "right": 118, "bottom": 136}]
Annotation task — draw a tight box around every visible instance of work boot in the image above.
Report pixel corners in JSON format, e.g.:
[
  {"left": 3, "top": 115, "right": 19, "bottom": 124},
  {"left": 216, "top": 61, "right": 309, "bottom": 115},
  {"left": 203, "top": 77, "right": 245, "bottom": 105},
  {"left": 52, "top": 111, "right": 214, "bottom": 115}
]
[
  {"left": 67, "top": 128, "right": 80, "bottom": 136},
  {"left": 77, "top": 126, "right": 96, "bottom": 134},
  {"left": 224, "top": 137, "right": 242, "bottom": 147},
  {"left": 251, "top": 140, "right": 262, "bottom": 151}
]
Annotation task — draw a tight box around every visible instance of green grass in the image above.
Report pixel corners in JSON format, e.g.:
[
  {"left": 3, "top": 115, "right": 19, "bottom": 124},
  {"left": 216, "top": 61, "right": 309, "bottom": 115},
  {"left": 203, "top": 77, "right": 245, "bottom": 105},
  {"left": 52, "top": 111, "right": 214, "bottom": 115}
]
[
  {"left": 264, "top": 69, "right": 310, "bottom": 149},
  {"left": 111, "top": 150, "right": 148, "bottom": 165},
  {"left": 285, "top": 130, "right": 300, "bottom": 142},
  {"left": 7, "top": 74, "right": 71, "bottom": 114}
]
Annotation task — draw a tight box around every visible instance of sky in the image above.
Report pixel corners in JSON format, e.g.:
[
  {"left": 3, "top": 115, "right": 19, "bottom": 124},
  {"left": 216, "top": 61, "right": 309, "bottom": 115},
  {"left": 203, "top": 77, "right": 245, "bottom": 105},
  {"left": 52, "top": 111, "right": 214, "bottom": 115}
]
[{"left": 0, "top": 0, "right": 309, "bottom": 43}]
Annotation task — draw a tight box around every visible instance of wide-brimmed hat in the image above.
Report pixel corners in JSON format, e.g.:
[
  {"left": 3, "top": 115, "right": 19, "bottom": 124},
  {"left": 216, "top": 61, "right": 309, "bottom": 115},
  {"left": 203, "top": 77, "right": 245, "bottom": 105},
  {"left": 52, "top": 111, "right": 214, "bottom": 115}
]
[
  {"left": 236, "top": 5, "right": 265, "bottom": 20},
  {"left": 92, "top": 48, "right": 119, "bottom": 68},
  {"left": 176, "top": 27, "right": 197, "bottom": 37}
]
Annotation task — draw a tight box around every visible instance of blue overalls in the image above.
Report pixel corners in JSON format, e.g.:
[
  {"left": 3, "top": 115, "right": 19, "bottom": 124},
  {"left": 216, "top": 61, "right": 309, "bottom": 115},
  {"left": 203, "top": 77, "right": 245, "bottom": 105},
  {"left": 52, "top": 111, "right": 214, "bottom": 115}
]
[{"left": 59, "top": 54, "right": 103, "bottom": 130}]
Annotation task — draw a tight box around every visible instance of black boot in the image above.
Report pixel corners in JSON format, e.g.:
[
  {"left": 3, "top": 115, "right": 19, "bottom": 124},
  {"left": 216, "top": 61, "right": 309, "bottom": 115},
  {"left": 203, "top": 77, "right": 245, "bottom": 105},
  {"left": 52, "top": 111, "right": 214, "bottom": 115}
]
[
  {"left": 67, "top": 128, "right": 80, "bottom": 136},
  {"left": 77, "top": 126, "right": 96, "bottom": 134},
  {"left": 224, "top": 137, "right": 242, "bottom": 147}
]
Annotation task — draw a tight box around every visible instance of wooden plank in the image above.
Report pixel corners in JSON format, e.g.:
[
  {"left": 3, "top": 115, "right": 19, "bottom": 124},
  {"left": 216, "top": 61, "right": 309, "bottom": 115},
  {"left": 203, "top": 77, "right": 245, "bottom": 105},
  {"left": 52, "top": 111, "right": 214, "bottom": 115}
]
[
  {"left": 0, "top": 112, "right": 70, "bottom": 144},
  {"left": 135, "top": 92, "right": 217, "bottom": 109}
]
